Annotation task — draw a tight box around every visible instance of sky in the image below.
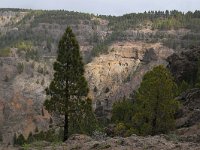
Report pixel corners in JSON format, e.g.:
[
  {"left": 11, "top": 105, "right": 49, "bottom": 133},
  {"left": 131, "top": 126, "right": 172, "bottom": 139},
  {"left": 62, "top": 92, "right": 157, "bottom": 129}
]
[{"left": 0, "top": 0, "right": 200, "bottom": 16}]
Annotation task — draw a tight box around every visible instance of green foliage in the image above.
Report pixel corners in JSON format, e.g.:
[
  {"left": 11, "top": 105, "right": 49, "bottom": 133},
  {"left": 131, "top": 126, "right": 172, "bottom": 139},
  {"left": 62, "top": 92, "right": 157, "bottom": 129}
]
[
  {"left": 178, "top": 80, "right": 190, "bottom": 94},
  {"left": 111, "top": 98, "right": 136, "bottom": 137},
  {"left": 0, "top": 48, "right": 11, "bottom": 57},
  {"left": 22, "top": 143, "right": 31, "bottom": 150},
  {"left": 44, "top": 27, "right": 97, "bottom": 141},
  {"left": 152, "top": 17, "right": 185, "bottom": 30},
  {"left": 111, "top": 98, "right": 134, "bottom": 126},
  {"left": 114, "top": 123, "right": 127, "bottom": 136},
  {"left": 113, "top": 123, "right": 135, "bottom": 137},
  {"left": 69, "top": 98, "right": 98, "bottom": 135},
  {"left": 16, "top": 41, "right": 33, "bottom": 51},
  {"left": 13, "top": 128, "right": 64, "bottom": 146},
  {"left": 133, "top": 65, "right": 179, "bottom": 135},
  {"left": 26, "top": 129, "right": 63, "bottom": 143},
  {"left": 1, "top": 9, "right": 200, "bottom": 62},
  {"left": 15, "top": 41, "right": 39, "bottom": 61}
]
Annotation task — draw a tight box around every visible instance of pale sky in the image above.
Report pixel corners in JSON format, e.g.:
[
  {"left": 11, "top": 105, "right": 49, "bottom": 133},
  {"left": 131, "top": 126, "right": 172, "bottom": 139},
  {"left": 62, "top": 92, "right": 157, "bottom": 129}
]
[{"left": 0, "top": 0, "right": 199, "bottom": 16}]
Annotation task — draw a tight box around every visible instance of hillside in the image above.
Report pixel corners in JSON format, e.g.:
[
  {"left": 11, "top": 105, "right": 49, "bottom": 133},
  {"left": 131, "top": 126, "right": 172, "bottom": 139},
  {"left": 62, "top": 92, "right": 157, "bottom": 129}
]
[{"left": 0, "top": 9, "right": 200, "bottom": 144}]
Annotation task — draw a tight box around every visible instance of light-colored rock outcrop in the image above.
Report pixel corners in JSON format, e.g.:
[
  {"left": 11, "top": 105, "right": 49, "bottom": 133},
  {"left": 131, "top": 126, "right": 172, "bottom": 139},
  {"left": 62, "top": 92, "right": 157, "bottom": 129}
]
[{"left": 86, "top": 41, "right": 173, "bottom": 118}]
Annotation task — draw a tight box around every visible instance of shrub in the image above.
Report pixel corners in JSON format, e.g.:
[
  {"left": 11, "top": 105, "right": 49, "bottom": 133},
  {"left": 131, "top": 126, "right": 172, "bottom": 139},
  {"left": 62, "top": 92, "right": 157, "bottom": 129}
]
[{"left": 0, "top": 48, "right": 11, "bottom": 57}]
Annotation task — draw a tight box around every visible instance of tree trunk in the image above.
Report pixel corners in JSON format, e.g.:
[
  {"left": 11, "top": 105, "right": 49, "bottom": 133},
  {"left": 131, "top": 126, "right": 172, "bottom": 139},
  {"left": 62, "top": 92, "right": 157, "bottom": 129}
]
[{"left": 63, "top": 113, "right": 68, "bottom": 141}]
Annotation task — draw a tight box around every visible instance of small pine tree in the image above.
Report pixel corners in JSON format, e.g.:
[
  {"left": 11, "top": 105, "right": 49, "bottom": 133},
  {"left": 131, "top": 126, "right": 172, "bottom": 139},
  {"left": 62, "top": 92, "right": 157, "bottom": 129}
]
[{"left": 133, "top": 65, "right": 179, "bottom": 135}]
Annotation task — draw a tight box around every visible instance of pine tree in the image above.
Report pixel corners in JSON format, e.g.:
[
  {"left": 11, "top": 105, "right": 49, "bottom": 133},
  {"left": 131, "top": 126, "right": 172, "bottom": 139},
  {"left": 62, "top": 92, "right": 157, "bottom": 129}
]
[
  {"left": 133, "top": 65, "right": 179, "bottom": 135},
  {"left": 44, "top": 27, "right": 96, "bottom": 141}
]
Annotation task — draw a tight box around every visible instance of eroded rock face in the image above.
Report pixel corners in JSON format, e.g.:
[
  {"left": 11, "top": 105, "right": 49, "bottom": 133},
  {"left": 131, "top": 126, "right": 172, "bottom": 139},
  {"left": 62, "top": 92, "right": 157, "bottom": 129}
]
[
  {"left": 86, "top": 41, "right": 174, "bottom": 119},
  {"left": 0, "top": 58, "right": 52, "bottom": 144}
]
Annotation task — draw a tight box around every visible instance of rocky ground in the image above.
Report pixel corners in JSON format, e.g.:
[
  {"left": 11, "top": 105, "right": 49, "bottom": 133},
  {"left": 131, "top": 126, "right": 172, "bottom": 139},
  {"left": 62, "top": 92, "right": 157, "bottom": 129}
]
[{"left": 1, "top": 134, "right": 200, "bottom": 150}]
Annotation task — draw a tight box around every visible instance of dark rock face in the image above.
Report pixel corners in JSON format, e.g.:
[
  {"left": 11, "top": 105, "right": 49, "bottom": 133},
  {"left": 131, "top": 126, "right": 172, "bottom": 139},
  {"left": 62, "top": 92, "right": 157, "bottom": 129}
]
[
  {"left": 180, "top": 88, "right": 200, "bottom": 110},
  {"left": 167, "top": 47, "right": 200, "bottom": 84},
  {"left": 176, "top": 88, "right": 200, "bottom": 128},
  {"left": 143, "top": 48, "right": 158, "bottom": 62}
]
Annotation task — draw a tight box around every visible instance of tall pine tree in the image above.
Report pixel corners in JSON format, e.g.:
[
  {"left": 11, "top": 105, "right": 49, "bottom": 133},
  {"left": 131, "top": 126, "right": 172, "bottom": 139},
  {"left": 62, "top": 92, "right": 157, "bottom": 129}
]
[{"left": 44, "top": 27, "right": 96, "bottom": 141}]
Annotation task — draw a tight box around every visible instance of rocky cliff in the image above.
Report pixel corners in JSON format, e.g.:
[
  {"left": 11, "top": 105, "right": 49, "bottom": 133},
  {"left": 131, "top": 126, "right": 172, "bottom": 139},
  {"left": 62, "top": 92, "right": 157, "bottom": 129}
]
[{"left": 86, "top": 41, "right": 173, "bottom": 119}]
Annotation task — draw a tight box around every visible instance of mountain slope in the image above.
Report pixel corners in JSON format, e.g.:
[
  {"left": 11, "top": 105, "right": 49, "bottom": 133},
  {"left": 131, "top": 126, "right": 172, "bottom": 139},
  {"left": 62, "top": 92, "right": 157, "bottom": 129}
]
[{"left": 0, "top": 9, "right": 200, "bottom": 144}]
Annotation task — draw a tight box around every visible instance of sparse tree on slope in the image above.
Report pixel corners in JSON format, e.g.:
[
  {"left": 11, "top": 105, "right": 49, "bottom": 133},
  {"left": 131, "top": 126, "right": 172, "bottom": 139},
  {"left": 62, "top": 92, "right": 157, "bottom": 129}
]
[{"left": 44, "top": 27, "right": 97, "bottom": 141}]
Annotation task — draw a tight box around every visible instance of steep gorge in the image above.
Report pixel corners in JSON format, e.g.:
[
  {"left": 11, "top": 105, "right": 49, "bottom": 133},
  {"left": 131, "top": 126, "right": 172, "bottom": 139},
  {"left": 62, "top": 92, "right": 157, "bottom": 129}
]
[{"left": 0, "top": 9, "right": 199, "bottom": 144}]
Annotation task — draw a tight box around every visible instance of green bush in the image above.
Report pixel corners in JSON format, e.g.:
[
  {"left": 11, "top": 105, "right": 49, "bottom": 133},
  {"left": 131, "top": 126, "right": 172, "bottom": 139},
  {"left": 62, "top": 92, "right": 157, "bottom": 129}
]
[
  {"left": 0, "top": 48, "right": 11, "bottom": 57},
  {"left": 16, "top": 41, "right": 33, "bottom": 51},
  {"left": 26, "top": 128, "right": 63, "bottom": 143},
  {"left": 111, "top": 98, "right": 134, "bottom": 126}
]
